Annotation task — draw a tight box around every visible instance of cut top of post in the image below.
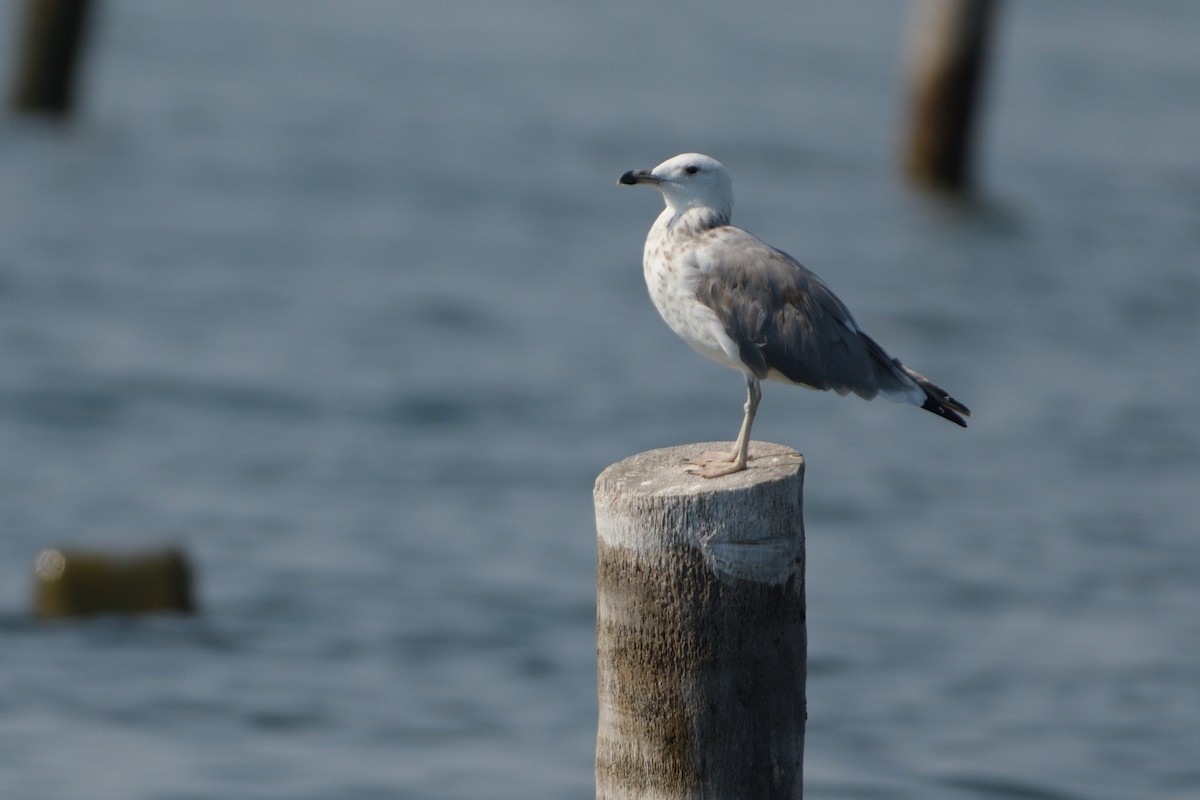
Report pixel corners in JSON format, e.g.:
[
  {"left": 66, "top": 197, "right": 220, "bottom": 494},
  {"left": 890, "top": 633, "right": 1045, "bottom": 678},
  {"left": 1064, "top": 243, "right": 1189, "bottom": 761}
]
[
  {"left": 595, "top": 441, "right": 802, "bottom": 499},
  {"left": 594, "top": 441, "right": 804, "bottom": 587}
]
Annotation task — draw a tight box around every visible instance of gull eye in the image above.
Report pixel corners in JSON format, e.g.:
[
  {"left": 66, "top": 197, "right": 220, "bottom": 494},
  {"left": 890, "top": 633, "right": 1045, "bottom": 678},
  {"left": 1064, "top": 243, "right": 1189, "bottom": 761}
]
[{"left": 684, "top": 164, "right": 700, "bottom": 175}]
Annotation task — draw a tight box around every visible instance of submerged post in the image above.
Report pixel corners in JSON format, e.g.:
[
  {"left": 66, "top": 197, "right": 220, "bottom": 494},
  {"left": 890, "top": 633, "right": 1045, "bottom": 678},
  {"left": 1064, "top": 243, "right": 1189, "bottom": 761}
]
[
  {"left": 594, "top": 442, "right": 806, "bottom": 800},
  {"left": 902, "top": 0, "right": 999, "bottom": 191},
  {"left": 32, "top": 546, "right": 196, "bottom": 618},
  {"left": 10, "top": 0, "right": 93, "bottom": 116}
]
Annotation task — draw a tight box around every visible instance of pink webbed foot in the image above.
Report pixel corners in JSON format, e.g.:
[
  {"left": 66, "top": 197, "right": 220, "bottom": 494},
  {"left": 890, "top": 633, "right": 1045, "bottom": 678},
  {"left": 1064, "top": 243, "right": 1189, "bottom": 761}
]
[{"left": 685, "top": 450, "right": 747, "bottom": 479}]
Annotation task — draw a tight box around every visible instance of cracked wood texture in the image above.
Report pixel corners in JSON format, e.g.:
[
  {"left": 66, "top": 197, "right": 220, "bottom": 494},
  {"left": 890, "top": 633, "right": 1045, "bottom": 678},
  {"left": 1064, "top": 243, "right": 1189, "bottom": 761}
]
[{"left": 594, "top": 442, "right": 806, "bottom": 800}]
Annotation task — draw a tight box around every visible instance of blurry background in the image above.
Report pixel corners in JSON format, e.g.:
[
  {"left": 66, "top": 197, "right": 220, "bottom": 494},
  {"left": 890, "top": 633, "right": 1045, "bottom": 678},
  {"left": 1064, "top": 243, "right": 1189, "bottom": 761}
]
[{"left": 1, "top": 1, "right": 1197, "bottom": 798}]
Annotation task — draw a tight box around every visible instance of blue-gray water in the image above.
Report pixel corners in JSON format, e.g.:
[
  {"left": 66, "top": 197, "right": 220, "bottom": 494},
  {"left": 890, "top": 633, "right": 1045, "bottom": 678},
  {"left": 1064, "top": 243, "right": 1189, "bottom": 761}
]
[{"left": 1, "top": 2, "right": 1197, "bottom": 798}]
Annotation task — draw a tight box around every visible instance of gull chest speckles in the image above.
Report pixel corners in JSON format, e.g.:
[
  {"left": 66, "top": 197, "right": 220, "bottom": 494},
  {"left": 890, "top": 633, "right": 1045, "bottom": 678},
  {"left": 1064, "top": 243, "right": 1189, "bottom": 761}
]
[
  {"left": 642, "top": 222, "right": 740, "bottom": 373},
  {"left": 619, "top": 152, "right": 970, "bottom": 478}
]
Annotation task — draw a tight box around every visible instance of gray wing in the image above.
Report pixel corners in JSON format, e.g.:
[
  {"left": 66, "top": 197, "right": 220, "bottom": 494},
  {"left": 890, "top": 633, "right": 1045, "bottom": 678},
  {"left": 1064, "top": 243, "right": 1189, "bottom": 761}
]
[{"left": 693, "top": 227, "right": 920, "bottom": 402}]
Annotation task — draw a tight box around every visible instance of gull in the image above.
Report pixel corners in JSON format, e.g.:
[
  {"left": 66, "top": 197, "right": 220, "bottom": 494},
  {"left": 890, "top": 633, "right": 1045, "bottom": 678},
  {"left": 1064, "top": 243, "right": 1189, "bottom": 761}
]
[{"left": 619, "top": 153, "right": 970, "bottom": 478}]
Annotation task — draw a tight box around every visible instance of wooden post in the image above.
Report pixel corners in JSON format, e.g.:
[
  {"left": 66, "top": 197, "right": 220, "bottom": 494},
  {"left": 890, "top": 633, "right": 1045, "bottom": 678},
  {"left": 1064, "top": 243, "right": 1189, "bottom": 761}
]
[
  {"left": 594, "top": 442, "right": 806, "bottom": 800},
  {"left": 32, "top": 547, "right": 196, "bottom": 617},
  {"left": 10, "top": 0, "right": 93, "bottom": 116},
  {"left": 902, "top": 0, "right": 999, "bottom": 191}
]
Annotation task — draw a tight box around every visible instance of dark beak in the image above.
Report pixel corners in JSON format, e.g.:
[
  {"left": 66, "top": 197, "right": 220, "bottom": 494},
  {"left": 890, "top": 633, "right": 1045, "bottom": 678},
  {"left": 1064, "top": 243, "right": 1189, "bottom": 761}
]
[{"left": 618, "top": 169, "right": 659, "bottom": 186}]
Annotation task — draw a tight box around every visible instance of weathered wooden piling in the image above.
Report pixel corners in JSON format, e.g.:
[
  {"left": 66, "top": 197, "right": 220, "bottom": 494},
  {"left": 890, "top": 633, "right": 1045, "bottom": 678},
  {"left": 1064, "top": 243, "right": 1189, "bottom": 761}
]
[
  {"left": 10, "top": 0, "right": 93, "bottom": 116},
  {"left": 32, "top": 546, "right": 196, "bottom": 617},
  {"left": 594, "top": 442, "right": 806, "bottom": 800},
  {"left": 902, "top": 0, "right": 999, "bottom": 191}
]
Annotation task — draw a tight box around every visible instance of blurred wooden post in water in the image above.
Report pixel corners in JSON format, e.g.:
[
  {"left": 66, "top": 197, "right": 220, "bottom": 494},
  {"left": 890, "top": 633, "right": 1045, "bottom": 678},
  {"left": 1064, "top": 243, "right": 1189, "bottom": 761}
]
[
  {"left": 32, "top": 547, "right": 196, "bottom": 617},
  {"left": 10, "top": 0, "right": 93, "bottom": 116},
  {"left": 594, "top": 443, "right": 806, "bottom": 800},
  {"left": 903, "top": 0, "right": 999, "bottom": 191}
]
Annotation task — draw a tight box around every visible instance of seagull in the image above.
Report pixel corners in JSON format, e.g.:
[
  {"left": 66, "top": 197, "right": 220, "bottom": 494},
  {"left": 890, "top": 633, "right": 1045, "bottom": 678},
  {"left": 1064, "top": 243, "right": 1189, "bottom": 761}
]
[{"left": 619, "top": 153, "right": 970, "bottom": 478}]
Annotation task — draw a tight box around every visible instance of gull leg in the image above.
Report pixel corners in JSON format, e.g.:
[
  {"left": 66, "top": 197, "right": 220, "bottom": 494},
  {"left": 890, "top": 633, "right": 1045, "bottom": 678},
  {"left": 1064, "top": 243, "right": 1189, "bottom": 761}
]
[{"left": 687, "top": 377, "right": 761, "bottom": 478}]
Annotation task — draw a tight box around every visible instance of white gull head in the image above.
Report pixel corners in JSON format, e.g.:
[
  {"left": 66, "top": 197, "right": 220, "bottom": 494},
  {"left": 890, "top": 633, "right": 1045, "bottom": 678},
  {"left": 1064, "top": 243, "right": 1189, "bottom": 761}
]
[{"left": 618, "top": 152, "right": 733, "bottom": 228}]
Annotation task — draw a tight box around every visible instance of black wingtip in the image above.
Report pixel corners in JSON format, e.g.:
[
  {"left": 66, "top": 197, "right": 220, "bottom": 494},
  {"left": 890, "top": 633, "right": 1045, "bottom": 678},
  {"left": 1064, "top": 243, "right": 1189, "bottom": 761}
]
[{"left": 922, "top": 396, "right": 970, "bottom": 428}]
